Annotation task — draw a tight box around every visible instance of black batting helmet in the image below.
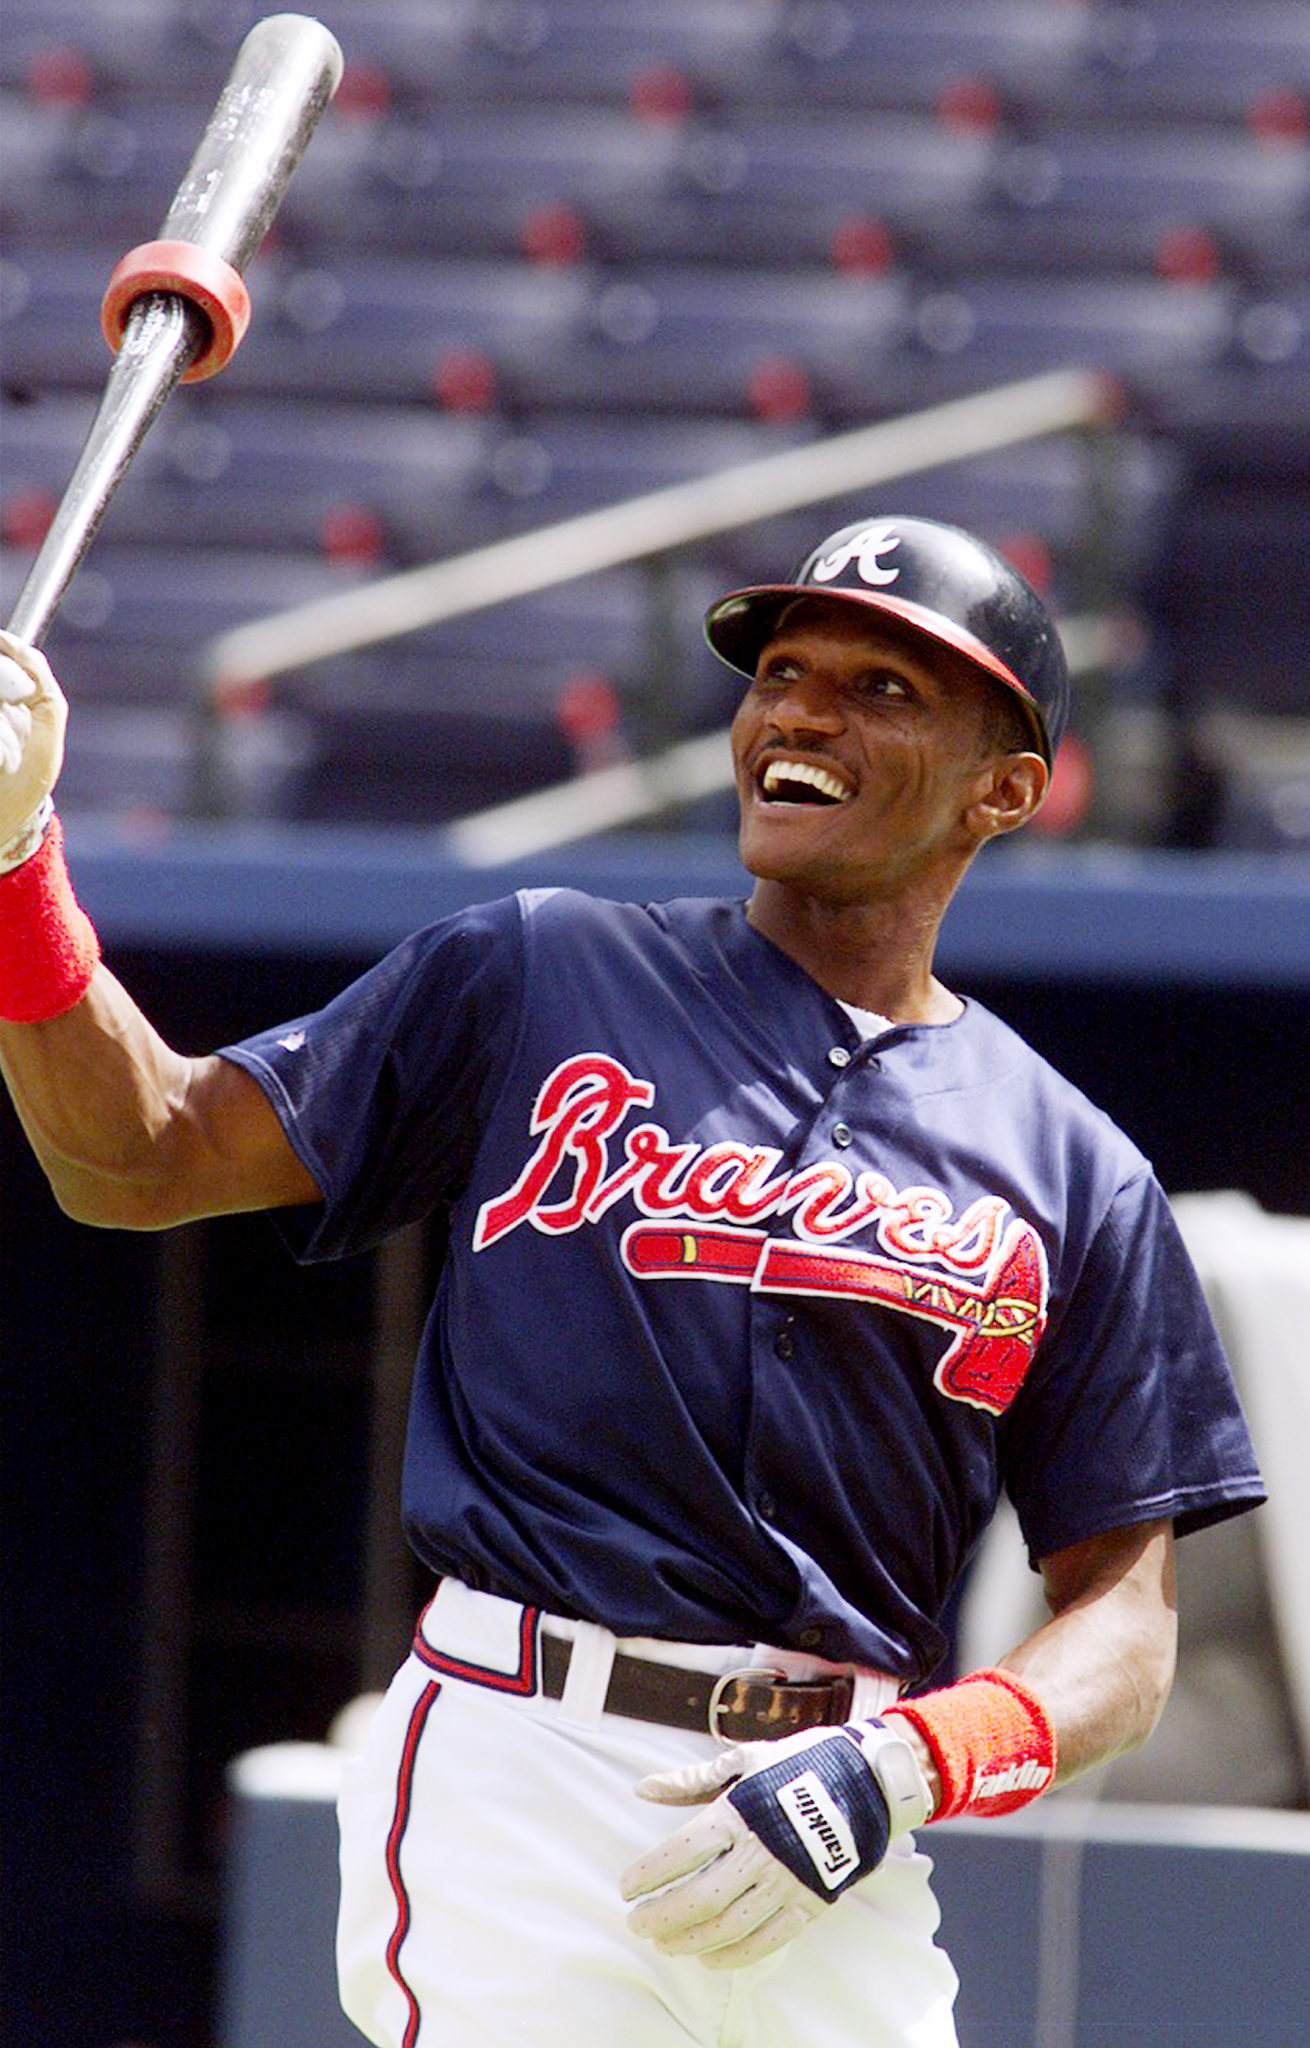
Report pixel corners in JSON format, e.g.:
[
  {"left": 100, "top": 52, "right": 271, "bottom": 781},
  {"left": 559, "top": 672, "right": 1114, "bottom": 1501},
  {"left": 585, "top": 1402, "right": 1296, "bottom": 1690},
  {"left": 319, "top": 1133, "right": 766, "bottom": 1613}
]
[{"left": 704, "top": 515, "right": 1070, "bottom": 764}]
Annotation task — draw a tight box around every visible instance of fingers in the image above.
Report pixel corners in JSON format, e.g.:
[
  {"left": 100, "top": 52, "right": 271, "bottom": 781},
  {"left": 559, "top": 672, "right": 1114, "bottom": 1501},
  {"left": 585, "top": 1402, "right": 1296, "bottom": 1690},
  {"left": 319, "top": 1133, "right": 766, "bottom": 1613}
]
[
  {"left": 620, "top": 1807, "right": 736, "bottom": 1902},
  {"left": 684, "top": 1901, "right": 813, "bottom": 1971},
  {"left": 633, "top": 1876, "right": 781, "bottom": 1961},
  {"left": 0, "top": 641, "right": 40, "bottom": 780},
  {"left": 0, "top": 633, "right": 68, "bottom": 845},
  {"left": 0, "top": 696, "right": 33, "bottom": 775},
  {"left": 624, "top": 1828, "right": 763, "bottom": 1952},
  {"left": 623, "top": 1820, "right": 815, "bottom": 1968},
  {"left": 633, "top": 1745, "right": 746, "bottom": 1806},
  {"left": 0, "top": 632, "right": 58, "bottom": 697}
]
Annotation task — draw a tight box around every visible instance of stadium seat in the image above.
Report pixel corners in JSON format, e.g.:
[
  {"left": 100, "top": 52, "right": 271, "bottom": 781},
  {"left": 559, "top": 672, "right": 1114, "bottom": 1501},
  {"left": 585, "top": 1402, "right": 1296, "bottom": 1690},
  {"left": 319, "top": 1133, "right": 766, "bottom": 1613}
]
[
  {"left": 313, "top": 0, "right": 789, "bottom": 114},
  {"left": 211, "top": 256, "right": 914, "bottom": 419},
  {"left": 0, "top": 0, "right": 264, "bottom": 106},
  {"left": 977, "top": 123, "right": 1310, "bottom": 285},
  {"left": 715, "top": 0, "right": 1094, "bottom": 122},
  {"left": 892, "top": 273, "right": 1236, "bottom": 411},
  {"left": 701, "top": 430, "right": 1180, "bottom": 600},
  {"left": 0, "top": 543, "right": 375, "bottom": 705},
  {"left": 0, "top": 391, "right": 501, "bottom": 565},
  {"left": 271, "top": 104, "right": 688, "bottom": 265},
  {"left": 1081, "top": 1, "right": 1310, "bottom": 130}
]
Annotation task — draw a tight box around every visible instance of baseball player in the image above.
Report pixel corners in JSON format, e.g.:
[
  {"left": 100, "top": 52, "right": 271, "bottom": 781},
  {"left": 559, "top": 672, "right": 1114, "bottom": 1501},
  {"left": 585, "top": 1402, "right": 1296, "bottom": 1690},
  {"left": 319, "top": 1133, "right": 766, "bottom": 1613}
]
[{"left": 0, "top": 516, "right": 1265, "bottom": 2047}]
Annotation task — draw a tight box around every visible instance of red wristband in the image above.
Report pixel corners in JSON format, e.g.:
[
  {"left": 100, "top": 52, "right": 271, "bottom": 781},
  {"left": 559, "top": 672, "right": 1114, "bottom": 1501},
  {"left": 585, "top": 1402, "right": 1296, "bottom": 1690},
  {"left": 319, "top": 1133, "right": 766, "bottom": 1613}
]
[
  {"left": 885, "top": 1668, "right": 1057, "bottom": 1820},
  {"left": 0, "top": 815, "right": 101, "bottom": 1022}
]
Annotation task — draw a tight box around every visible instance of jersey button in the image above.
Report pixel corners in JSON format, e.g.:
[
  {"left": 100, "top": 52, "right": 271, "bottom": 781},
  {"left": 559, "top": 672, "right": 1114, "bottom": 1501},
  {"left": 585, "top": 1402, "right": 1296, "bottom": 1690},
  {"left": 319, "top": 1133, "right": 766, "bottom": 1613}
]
[
  {"left": 774, "top": 1329, "right": 795, "bottom": 1361},
  {"left": 827, "top": 1046, "right": 851, "bottom": 1068},
  {"left": 832, "top": 1122, "right": 853, "bottom": 1147},
  {"left": 799, "top": 1626, "right": 824, "bottom": 1651},
  {"left": 757, "top": 1491, "right": 777, "bottom": 1521}
]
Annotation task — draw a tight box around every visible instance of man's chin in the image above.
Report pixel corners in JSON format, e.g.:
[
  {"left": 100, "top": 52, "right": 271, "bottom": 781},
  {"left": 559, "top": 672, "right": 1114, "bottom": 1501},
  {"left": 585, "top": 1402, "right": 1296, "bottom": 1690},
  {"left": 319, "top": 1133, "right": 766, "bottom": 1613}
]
[{"left": 740, "top": 831, "right": 849, "bottom": 901}]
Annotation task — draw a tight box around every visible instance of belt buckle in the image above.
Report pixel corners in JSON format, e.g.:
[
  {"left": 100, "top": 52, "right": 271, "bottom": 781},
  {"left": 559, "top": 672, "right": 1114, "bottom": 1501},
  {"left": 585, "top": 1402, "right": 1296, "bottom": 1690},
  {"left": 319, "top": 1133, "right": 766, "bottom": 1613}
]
[{"left": 706, "top": 1664, "right": 787, "bottom": 1746}]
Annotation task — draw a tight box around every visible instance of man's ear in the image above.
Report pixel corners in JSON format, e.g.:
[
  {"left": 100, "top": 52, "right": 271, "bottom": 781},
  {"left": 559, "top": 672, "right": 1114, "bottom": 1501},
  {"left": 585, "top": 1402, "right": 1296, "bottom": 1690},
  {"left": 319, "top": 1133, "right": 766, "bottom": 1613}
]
[{"left": 966, "top": 753, "right": 1049, "bottom": 842}]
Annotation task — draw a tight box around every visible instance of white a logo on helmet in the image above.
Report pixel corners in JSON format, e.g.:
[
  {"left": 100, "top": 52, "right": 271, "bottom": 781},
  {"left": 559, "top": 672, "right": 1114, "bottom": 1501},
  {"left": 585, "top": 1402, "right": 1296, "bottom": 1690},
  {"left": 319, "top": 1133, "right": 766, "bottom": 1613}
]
[{"left": 811, "top": 523, "right": 902, "bottom": 589}]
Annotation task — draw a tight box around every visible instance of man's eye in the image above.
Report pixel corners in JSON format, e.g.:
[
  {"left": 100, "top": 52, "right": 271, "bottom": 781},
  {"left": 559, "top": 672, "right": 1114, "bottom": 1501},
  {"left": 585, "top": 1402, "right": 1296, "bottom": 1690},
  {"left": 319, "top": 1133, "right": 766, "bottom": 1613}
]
[{"left": 853, "top": 671, "right": 911, "bottom": 700}]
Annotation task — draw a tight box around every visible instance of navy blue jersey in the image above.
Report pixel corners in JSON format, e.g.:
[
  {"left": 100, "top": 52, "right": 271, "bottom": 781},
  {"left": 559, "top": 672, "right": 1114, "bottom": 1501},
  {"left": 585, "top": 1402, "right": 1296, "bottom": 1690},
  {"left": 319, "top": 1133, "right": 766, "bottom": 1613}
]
[{"left": 223, "top": 890, "right": 1264, "bottom": 1682}]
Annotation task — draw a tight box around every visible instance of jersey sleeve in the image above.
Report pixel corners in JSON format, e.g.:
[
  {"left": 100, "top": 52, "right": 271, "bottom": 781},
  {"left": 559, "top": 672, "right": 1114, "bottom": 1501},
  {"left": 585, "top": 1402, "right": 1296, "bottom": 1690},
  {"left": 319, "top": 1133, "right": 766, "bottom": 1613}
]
[
  {"left": 1000, "top": 1172, "right": 1266, "bottom": 1564},
  {"left": 220, "top": 893, "right": 526, "bottom": 1260}
]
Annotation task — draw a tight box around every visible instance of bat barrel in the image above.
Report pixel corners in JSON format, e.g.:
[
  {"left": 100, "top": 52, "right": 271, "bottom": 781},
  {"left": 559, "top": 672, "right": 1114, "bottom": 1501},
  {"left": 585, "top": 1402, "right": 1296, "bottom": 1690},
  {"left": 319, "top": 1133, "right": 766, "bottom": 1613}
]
[
  {"left": 156, "top": 13, "right": 343, "bottom": 272},
  {"left": 5, "top": 14, "right": 343, "bottom": 648}
]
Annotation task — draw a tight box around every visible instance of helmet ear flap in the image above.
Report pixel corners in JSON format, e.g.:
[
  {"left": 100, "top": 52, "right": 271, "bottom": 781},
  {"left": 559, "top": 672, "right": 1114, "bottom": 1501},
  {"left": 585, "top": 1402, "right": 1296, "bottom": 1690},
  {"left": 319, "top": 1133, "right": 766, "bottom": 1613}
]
[{"left": 705, "top": 516, "right": 1070, "bottom": 766}]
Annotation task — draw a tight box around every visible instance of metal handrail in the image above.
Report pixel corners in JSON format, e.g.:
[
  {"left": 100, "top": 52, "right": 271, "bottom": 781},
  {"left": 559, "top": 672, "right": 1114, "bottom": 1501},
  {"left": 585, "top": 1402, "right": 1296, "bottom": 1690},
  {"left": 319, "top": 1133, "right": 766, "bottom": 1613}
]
[{"left": 200, "top": 368, "right": 1117, "bottom": 689}]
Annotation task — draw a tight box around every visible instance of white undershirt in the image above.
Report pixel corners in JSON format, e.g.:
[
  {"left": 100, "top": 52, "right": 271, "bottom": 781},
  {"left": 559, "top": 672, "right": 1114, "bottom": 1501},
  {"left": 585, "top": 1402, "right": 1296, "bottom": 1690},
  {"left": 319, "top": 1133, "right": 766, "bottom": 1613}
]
[{"left": 836, "top": 999, "right": 895, "bottom": 1042}]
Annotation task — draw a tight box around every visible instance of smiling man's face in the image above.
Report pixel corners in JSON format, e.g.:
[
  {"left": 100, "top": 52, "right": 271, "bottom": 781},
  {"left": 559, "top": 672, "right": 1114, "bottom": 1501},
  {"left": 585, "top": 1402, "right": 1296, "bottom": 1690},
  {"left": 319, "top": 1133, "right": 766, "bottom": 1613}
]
[{"left": 731, "top": 599, "right": 1015, "bottom": 907}]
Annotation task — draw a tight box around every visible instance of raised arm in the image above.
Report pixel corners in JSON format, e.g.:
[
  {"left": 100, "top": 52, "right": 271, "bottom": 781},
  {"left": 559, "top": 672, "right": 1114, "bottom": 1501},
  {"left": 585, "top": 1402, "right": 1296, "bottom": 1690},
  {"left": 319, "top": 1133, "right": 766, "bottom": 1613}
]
[
  {"left": 0, "top": 970, "right": 320, "bottom": 1228},
  {"left": 0, "top": 631, "right": 319, "bottom": 1229}
]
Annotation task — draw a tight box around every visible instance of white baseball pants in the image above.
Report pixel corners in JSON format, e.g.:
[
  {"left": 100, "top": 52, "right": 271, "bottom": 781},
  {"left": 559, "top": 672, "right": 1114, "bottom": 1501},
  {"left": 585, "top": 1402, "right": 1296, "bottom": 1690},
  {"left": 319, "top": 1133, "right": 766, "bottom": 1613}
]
[{"left": 336, "top": 1582, "right": 961, "bottom": 2048}]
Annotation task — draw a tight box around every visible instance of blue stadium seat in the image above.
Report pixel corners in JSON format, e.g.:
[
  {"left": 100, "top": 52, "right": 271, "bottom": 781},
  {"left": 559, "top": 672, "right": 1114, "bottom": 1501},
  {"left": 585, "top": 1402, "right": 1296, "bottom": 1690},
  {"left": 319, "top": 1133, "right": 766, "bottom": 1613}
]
[
  {"left": 892, "top": 274, "right": 1236, "bottom": 410},
  {"left": 0, "top": 543, "right": 373, "bottom": 703},
  {"left": 214, "top": 257, "right": 912, "bottom": 419},
  {"left": 715, "top": 0, "right": 1093, "bottom": 121},
  {"left": 1082, "top": 1, "right": 1310, "bottom": 129},
  {"left": 977, "top": 123, "right": 1310, "bottom": 284},
  {"left": 537, "top": 262, "right": 911, "bottom": 418},
  {"left": 267, "top": 102, "right": 995, "bottom": 274},
  {"left": 703, "top": 431, "right": 1181, "bottom": 606},
  {"left": 0, "top": 535, "right": 722, "bottom": 821},
  {"left": 271, "top": 104, "right": 686, "bottom": 264},
  {"left": 0, "top": 0, "right": 257, "bottom": 104},
  {"left": 0, "top": 96, "right": 293, "bottom": 255},
  {"left": 1147, "top": 482, "right": 1310, "bottom": 721},
  {"left": 625, "top": 110, "right": 998, "bottom": 270},
  {"left": 0, "top": 248, "right": 589, "bottom": 407},
  {"left": 315, "top": 0, "right": 783, "bottom": 113},
  {"left": 0, "top": 391, "right": 500, "bottom": 565}
]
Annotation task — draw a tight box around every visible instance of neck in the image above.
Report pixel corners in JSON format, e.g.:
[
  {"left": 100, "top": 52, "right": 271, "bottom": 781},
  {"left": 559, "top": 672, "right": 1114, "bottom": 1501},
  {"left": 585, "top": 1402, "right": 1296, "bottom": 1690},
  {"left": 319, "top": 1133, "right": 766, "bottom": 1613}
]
[{"left": 745, "top": 880, "right": 962, "bottom": 1025}]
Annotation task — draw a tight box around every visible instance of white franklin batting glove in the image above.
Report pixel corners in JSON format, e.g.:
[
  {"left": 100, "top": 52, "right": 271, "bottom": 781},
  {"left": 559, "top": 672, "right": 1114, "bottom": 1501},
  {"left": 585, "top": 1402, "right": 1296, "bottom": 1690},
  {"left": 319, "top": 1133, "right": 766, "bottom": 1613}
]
[
  {"left": 620, "top": 1719, "right": 932, "bottom": 1971},
  {"left": 0, "top": 631, "right": 67, "bottom": 873}
]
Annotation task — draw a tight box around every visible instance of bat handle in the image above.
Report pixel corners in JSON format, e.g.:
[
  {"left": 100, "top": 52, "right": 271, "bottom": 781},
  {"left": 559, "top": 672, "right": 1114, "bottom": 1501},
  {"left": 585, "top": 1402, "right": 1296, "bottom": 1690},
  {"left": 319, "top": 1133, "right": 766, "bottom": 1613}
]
[{"left": 6, "top": 296, "right": 207, "bottom": 648}]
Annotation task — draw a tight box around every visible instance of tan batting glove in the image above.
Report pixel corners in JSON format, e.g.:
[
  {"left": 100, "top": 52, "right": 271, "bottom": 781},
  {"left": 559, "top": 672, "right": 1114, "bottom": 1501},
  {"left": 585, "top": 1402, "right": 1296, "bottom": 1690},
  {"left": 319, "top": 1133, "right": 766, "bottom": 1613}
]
[
  {"left": 0, "top": 630, "right": 68, "bottom": 873},
  {"left": 620, "top": 1721, "right": 932, "bottom": 1971}
]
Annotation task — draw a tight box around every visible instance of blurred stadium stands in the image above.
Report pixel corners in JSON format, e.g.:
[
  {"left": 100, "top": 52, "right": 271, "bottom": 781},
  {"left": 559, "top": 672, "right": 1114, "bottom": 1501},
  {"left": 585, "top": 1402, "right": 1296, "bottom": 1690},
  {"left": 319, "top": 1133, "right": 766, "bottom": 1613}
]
[{"left": 2, "top": 0, "right": 1309, "bottom": 845}]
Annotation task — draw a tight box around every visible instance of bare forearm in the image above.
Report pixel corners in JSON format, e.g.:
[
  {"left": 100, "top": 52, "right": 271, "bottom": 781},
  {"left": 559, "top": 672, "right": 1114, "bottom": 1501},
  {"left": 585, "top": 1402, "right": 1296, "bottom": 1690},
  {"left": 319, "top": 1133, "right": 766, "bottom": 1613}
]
[
  {"left": 891, "top": 1519, "right": 1177, "bottom": 1817},
  {"left": 0, "top": 962, "right": 317, "bottom": 1227},
  {"left": 1001, "top": 1524, "right": 1177, "bottom": 1785},
  {"left": 1, "top": 966, "right": 204, "bottom": 1224}
]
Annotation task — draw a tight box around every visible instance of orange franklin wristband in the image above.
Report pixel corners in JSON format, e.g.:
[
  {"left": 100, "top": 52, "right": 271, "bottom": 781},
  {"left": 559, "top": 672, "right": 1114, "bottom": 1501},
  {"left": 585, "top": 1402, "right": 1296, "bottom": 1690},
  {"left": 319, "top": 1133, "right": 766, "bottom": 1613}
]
[
  {"left": 0, "top": 815, "right": 101, "bottom": 1022},
  {"left": 885, "top": 1668, "right": 1057, "bottom": 1820}
]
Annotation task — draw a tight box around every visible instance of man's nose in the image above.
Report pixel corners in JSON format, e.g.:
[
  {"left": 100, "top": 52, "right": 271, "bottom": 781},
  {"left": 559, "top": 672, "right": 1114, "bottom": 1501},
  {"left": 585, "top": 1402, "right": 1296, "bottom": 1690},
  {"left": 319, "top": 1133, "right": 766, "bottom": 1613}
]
[{"left": 764, "top": 672, "right": 844, "bottom": 737}]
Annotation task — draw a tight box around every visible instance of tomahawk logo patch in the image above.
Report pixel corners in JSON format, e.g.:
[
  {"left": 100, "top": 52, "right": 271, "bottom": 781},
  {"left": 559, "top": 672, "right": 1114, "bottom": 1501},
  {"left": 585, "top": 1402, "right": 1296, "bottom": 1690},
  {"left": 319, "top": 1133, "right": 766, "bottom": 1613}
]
[
  {"left": 474, "top": 1053, "right": 1050, "bottom": 1415},
  {"left": 810, "top": 522, "right": 902, "bottom": 588}
]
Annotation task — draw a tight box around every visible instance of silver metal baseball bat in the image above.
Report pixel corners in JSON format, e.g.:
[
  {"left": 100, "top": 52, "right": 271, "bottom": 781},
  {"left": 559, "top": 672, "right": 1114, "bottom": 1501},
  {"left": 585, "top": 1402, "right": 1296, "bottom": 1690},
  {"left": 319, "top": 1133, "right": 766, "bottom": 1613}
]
[{"left": 6, "top": 13, "right": 344, "bottom": 649}]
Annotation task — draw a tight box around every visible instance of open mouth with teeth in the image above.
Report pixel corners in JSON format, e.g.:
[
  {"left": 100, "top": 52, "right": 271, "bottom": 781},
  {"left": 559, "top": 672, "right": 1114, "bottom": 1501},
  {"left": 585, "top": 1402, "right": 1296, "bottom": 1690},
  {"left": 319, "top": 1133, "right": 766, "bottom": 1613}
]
[{"left": 759, "top": 759, "right": 853, "bottom": 806}]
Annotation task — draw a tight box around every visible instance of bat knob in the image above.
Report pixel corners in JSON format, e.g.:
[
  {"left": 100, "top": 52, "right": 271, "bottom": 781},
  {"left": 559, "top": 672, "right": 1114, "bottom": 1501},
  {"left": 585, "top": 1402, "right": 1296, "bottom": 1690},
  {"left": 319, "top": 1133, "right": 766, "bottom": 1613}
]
[{"left": 100, "top": 238, "right": 252, "bottom": 383}]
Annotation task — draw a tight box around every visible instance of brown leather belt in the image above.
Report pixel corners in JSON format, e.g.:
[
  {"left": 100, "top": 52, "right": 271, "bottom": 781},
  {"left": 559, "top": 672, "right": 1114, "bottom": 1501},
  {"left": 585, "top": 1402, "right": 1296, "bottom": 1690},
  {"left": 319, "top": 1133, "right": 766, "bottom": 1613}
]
[{"left": 539, "top": 1633, "right": 858, "bottom": 1743}]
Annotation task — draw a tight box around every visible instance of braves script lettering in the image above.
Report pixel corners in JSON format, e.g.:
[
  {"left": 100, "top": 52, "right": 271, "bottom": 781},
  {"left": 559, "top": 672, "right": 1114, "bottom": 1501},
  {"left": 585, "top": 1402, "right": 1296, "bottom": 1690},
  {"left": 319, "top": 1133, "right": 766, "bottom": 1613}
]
[{"left": 474, "top": 1053, "right": 1048, "bottom": 1414}]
